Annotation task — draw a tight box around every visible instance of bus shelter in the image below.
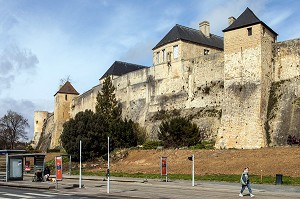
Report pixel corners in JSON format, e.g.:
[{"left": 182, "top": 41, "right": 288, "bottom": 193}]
[{"left": 0, "top": 150, "right": 46, "bottom": 181}]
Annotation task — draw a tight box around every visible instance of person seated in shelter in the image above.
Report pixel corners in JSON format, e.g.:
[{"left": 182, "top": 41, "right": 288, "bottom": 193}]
[
  {"left": 44, "top": 166, "right": 50, "bottom": 181},
  {"left": 34, "top": 169, "right": 43, "bottom": 182}
]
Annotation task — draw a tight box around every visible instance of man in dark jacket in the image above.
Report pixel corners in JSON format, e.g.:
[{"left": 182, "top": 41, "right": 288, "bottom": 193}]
[
  {"left": 44, "top": 166, "right": 50, "bottom": 181},
  {"left": 239, "top": 167, "right": 255, "bottom": 197}
]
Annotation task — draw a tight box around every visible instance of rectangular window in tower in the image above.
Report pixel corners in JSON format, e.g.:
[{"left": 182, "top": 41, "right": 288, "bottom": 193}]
[
  {"left": 65, "top": 94, "right": 67, "bottom": 101},
  {"left": 36, "top": 121, "right": 38, "bottom": 124},
  {"left": 173, "top": 45, "right": 178, "bottom": 59},
  {"left": 156, "top": 52, "right": 160, "bottom": 64},
  {"left": 204, "top": 49, "right": 210, "bottom": 55},
  {"left": 162, "top": 49, "right": 165, "bottom": 62},
  {"left": 247, "top": 27, "right": 252, "bottom": 36}
]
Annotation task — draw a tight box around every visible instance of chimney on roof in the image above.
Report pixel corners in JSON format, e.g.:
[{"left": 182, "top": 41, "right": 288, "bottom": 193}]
[
  {"left": 228, "top": 16, "right": 236, "bottom": 25},
  {"left": 199, "top": 21, "right": 210, "bottom": 38}
]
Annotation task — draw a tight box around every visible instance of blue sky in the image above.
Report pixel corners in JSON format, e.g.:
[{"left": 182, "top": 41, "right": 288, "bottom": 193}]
[{"left": 0, "top": 0, "right": 299, "bottom": 140}]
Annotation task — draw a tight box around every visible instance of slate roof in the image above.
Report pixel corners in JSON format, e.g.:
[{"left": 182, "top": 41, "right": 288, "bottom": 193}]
[
  {"left": 223, "top": 7, "right": 278, "bottom": 36},
  {"left": 153, "top": 24, "right": 224, "bottom": 50},
  {"left": 100, "top": 61, "right": 148, "bottom": 80},
  {"left": 54, "top": 81, "right": 79, "bottom": 96}
]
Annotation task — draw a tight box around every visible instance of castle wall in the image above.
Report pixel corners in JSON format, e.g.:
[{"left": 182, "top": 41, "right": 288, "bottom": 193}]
[
  {"left": 70, "top": 85, "right": 101, "bottom": 118},
  {"left": 273, "top": 39, "right": 300, "bottom": 82},
  {"left": 119, "top": 51, "right": 224, "bottom": 139},
  {"left": 36, "top": 113, "right": 55, "bottom": 152},
  {"left": 31, "top": 111, "right": 49, "bottom": 148},
  {"left": 68, "top": 49, "right": 224, "bottom": 140},
  {"left": 266, "top": 39, "right": 300, "bottom": 146}
]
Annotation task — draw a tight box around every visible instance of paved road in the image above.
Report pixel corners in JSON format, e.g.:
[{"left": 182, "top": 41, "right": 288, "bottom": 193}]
[
  {"left": 1, "top": 175, "right": 300, "bottom": 199},
  {"left": 0, "top": 186, "right": 128, "bottom": 199}
]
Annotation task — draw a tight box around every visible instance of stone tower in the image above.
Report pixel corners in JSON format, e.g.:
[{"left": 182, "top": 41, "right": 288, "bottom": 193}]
[
  {"left": 31, "top": 111, "right": 49, "bottom": 148},
  {"left": 50, "top": 81, "right": 79, "bottom": 148},
  {"left": 216, "top": 8, "right": 277, "bottom": 149}
]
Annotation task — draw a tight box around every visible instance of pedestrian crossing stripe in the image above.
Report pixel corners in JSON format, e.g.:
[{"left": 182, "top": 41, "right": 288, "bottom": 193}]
[
  {"left": 4, "top": 193, "right": 34, "bottom": 198},
  {"left": 24, "top": 192, "right": 52, "bottom": 197},
  {"left": 42, "top": 191, "right": 72, "bottom": 196}
]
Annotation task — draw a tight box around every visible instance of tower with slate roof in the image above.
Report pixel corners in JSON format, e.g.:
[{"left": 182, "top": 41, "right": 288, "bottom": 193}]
[
  {"left": 216, "top": 8, "right": 278, "bottom": 149},
  {"left": 51, "top": 81, "right": 79, "bottom": 148}
]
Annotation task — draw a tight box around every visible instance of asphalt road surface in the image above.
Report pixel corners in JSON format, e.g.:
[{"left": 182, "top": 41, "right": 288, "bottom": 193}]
[{"left": 0, "top": 187, "right": 128, "bottom": 199}]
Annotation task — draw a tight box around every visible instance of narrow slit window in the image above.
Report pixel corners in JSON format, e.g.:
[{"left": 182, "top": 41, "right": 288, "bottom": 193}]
[
  {"left": 156, "top": 52, "right": 160, "bottom": 64},
  {"left": 173, "top": 45, "right": 178, "bottom": 59},
  {"left": 247, "top": 27, "right": 252, "bottom": 36},
  {"left": 65, "top": 94, "right": 68, "bottom": 101}
]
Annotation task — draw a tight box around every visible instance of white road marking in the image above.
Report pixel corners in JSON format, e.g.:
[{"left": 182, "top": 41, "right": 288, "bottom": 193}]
[
  {"left": 42, "top": 191, "right": 72, "bottom": 196},
  {"left": 24, "top": 192, "right": 52, "bottom": 197},
  {"left": 4, "top": 193, "right": 34, "bottom": 198}
]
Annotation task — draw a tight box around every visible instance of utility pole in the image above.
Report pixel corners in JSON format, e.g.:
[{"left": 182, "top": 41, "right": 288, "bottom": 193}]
[
  {"left": 79, "top": 140, "right": 82, "bottom": 188},
  {"left": 192, "top": 154, "right": 195, "bottom": 186},
  {"left": 107, "top": 136, "right": 110, "bottom": 194},
  {"left": 188, "top": 154, "right": 195, "bottom": 186}
]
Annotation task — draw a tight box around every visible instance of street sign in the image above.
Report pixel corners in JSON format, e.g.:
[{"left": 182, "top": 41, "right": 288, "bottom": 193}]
[
  {"left": 160, "top": 157, "right": 168, "bottom": 182},
  {"left": 55, "top": 156, "right": 62, "bottom": 181}
]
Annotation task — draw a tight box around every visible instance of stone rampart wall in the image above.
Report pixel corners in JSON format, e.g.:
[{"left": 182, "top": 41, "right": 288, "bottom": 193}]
[
  {"left": 273, "top": 39, "right": 300, "bottom": 82},
  {"left": 266, "top": 38, "right": 300, "bottom": 145},
  {"left": 71, "top": 85, "right": 101, "bottom": 118},
  {"left": 36, "top": 113, "right": 54, "bottom": 152},
  {"left": 69, "top": 52, "right": 224, "bottom": 140},
  {"left": 32, "top": 111, "right": 49, "bottom": 148}
]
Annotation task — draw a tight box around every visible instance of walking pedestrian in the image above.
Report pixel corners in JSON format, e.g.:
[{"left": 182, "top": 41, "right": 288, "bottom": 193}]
[{"left": 239, "top": 167, "right": 255, "bottom": 197}]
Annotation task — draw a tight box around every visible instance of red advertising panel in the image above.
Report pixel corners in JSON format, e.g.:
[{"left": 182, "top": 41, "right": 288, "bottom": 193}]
[
  {"left": 25, "top": 161, "right": 30, "bottom": 171},
  {"left": 55, "top": 156, "right": 62, "bottom": 181},
  {"left": 161, "top": 157, "right": 167, "bottom": 176}
]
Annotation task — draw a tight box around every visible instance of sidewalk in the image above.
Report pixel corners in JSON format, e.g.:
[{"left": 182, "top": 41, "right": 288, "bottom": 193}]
[{"left": 1, "top": 174, "right": 300, "bottom": 198}]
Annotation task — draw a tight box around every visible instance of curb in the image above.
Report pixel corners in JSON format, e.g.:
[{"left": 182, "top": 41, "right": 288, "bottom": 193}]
[{"left": 0, "top": 182, "right": 54, "bottom": 190}]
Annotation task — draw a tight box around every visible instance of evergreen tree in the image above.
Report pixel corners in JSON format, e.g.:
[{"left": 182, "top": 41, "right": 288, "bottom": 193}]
[
  {"left": 61, "top": 76, "right": 143, "bottom": 161},
  {"left": 61, "top": 110, "right": 107, "bottom": 161},
  {"left": 158, "top": 116, "right": 201, "bottom": 148},
  {"left": 95, "top": 76, "right": 121, "bottom": 120}
]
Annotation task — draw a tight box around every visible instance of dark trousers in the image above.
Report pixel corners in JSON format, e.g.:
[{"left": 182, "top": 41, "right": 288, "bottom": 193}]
[{"left": 240, "top": 183, "right": 252, "bottom": 194}]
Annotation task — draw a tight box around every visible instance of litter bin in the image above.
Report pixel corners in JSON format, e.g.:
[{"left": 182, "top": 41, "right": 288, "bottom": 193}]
[{"left": 276, "top": 174, "right": 282, "bottom": 185}]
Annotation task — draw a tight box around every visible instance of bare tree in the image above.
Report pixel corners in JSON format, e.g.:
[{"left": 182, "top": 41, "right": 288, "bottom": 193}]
[
  {"left": 0, "top": 126, "right": 9, "bottom": 149},
  {"left": 0, "top": 110, "right": 29, "bottom": 149}
]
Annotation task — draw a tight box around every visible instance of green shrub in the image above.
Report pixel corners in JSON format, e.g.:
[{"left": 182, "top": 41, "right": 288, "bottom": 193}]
[
  {"left": 142, "top": 141, "right": 163, "bottom": 149},
  {"left": 189, "top": 140, "right": 215, "bottom": 149},
  {"left": 158, "top": 116, "right": 204, "bottom": 148}
]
